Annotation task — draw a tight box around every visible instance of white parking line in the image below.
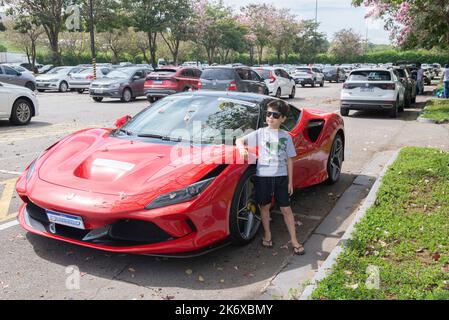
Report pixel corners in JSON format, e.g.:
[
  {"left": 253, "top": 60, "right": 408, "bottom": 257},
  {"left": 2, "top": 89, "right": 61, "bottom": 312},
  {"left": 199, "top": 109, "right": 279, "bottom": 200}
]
[
  {"left": 0, "top": 170, "right": 22, "bottom": 175},
  {"left": 0, "top": 219, "right": 19, "bottom": 231}
]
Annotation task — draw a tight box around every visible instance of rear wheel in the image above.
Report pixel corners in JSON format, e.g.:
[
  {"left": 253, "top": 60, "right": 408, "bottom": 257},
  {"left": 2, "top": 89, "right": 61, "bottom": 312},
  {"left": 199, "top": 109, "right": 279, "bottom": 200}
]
[
  {"left": 77, "top": 89, "right": 84, "bottom": 94},
  {"left": 389, "top": 99, "right": 399, "bottom": 118},
  {"left": 275, "top": 88, "right": 281, "bottom": 98},
  {"left": 228, "top": 167, "right": 261, "bottom": 245},
  {"left": 92, "top": 97, "right": 103, "bottom": 102},
  {"left": 311, "top": 80, "right": 316, "bottom": 87},
  {"left": 289, "top": 86, "right": 295, "bottom": 99},
  {"left": 37, "top": 89, "right": 45, "bottom": 93},
  {"left": 325, "top": 135, "right": 344, "bottom": 185},
  {"left": 10, "top": 99, "right": 32, "bottom": 125},
  {"left": 320, "top": 80, "right": 324, "bottom": 87},
  {"left": 340, "top": 107, "right": 349, "bottom": 116}
]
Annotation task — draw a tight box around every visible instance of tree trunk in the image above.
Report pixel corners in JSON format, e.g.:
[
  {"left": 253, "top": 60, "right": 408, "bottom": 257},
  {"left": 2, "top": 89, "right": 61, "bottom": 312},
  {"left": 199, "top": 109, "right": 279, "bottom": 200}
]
[
  {"left": 249, "top": 46, "right": 254, "bottom": 66},
  {"left": 148, "top": 32, "right": 158, "bottom": 69},
  {"left": 257, "top": 46, "right": 263, "bottom": 64}
]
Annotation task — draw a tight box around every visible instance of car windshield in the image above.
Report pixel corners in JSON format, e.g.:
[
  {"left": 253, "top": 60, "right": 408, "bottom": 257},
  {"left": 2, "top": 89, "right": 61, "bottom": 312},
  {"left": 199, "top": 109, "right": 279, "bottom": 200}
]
[
  {"left": 120, "top": 95, "right": 260, "bottom": 145},
  {"left": 47, "top": 67, "right": 68, "bottom": 74},
  {"left": 349, "top": 71, "right": 391, "bottom": 81},
  {"left": 201, "top": 68, "right": 235, "bottom": 80},
  {"left": 105, "top": 69, "right": 132, "bottom": 79},
  {"left": 254, "top": 69, "right": 271, "bottom": 79}
]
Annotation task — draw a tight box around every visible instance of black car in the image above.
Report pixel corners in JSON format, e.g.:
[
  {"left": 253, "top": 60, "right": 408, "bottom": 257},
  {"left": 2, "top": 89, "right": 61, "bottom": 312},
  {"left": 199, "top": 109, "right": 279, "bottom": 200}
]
[
  {"left": 392, "top": 67, "right": 416, "bottom": 106},
  {"left": 322, "top": 67, "right": 346, "bottom": 83},
  {"left": 199, "top": 66, "right": 268, "bottom": 95}
]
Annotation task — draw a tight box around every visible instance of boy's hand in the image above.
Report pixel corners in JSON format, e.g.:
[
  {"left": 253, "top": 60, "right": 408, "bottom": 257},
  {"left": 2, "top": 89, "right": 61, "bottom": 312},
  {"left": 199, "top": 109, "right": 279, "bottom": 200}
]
[
  {"left": 238, "top": 147, "right": 249, "bottom": 159},
  {"left": 288, "top": 182, "right": 294, "bottom": 196}
]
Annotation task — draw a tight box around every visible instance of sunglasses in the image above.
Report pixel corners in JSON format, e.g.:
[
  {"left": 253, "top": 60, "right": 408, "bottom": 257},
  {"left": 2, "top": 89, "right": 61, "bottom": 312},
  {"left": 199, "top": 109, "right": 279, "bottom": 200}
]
[{"left": 266, "top": 111, "right": 281, "bottom": 119}]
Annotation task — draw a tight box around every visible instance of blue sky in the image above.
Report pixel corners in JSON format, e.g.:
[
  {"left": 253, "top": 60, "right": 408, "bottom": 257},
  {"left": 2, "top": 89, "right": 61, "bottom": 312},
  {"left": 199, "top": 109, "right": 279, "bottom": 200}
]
[{"left": 223, "top": 0, "right": 391, "bottom": 44}]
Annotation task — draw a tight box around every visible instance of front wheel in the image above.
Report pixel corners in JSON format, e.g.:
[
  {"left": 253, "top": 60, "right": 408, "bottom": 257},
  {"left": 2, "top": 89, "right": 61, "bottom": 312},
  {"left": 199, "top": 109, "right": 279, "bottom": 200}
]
[
  {"left": 325, "top": 135, "right": 344, "bottom": 185},
  {"left": 228, "top": 167, "right": 261, "bottom": 245},
  {"left": 92, "top": 97, "right": 103, "bottom": 102},
  {"left": 289, "top": 86, "right": 295, "bottom": 99},
  {"left": 10, "top": 99, "right": 32, "bottom": 125},
  {"left": 320, "top": 80, "right": 324, "bottom": 87},
  {"left": 59, "top": 81, "right": 68, "bottom": 92},
  {"left": 77, "top": 89, "right": 84, "bottom": 94},
  {"left": 275, "top": 88, "right": 281, "bottom": 98},
  {"left": 121, "top": 88, "right": 132, "bottom": 102}
]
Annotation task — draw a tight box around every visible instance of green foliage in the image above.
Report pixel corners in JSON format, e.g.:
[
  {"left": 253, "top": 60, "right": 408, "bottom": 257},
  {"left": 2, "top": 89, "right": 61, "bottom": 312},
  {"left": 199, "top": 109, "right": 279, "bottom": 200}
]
[
  {"left": 422, "top": 99, "right": 449, "bottom": 123},
  {"left": 312, "top": 147, "right": 449, "bottom": 300},
  {"left": 0, "top": 44, "right": 6, "bottom": 52}
]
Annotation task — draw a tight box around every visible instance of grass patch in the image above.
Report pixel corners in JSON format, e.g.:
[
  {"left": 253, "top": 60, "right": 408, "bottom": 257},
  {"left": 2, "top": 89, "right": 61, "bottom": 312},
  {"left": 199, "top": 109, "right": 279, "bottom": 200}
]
[
  {"left": 422, "top": 99, "right": 449, "bottom": 123},
  {"left": 312, "top": 147, "right": 449, "bottom": 300}
]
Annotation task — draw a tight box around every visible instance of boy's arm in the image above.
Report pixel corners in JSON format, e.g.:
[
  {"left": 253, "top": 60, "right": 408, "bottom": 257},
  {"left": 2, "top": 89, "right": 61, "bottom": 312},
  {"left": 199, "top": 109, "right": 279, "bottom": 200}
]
[{"left": 287, "top": 157, "right": 294, "bottom": 195}]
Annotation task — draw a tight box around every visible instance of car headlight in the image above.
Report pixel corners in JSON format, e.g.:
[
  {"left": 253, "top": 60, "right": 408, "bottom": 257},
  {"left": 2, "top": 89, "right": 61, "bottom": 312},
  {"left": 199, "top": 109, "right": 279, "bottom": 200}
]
[
  {"left": 26, "top": 151, "right": 47, "bottom": 181},
  {"left": 109, "top": 83, "right": 120, "bottom": 89},
  {"left": 145, "top": 177, "right": 215, "bottom": 210}
]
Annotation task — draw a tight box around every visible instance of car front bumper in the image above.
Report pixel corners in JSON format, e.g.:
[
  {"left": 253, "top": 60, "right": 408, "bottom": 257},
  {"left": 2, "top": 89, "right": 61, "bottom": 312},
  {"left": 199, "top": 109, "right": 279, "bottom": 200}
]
[
  {"left": 36, "top": 81, "right": 59, "bottom": 90},
  {"left": 89, "top": 88, "right": 122, "bottom": 98}
]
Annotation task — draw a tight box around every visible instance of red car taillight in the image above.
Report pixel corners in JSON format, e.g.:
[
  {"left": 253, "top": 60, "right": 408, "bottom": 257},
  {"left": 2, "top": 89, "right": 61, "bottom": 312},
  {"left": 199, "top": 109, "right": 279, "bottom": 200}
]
[
  {"left": 86, "top": 75, "right": 94, "bottom": 80},
  {"left": 227, "top": 80, "right": 237, "bottom": 91},
  {"left": 197, "top": 81, "right": 203, "bottom": 89},
  {"left": 269, "top": 71, "right": 276, "bottom": 83}
]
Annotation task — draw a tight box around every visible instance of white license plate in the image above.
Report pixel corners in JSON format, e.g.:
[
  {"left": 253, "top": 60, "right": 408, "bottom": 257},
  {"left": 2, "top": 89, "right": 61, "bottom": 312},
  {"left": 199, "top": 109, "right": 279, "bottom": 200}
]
[
  {"left": 153, "top": 80, "right": 163, "bottom": 84},
  {"left": 361, "top": 88, "right": 374, "bottom": 93},
  {"left": 46, "top": 210, "right": 85, "bottom": 229},
  {"left": 94, "top": 88, "right": 103, "bottom": 93}
]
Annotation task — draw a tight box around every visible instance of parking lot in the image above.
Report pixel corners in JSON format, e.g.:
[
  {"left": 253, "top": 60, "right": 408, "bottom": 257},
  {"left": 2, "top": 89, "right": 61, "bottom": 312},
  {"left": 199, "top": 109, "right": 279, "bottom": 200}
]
[{"left": 1, "top": 82, "right": 448, "bottom": 299}]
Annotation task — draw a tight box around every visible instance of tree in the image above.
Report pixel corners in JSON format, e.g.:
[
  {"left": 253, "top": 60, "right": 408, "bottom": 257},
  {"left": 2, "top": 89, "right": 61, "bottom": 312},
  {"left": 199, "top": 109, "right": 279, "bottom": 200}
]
[
  {"left": 271, "top": 9, "right": 300, "bottom": 63},
  {"left": 159, "top": 0, "right": 195, "bottom": 65},
  {"left": 329, "top": 28, "right": 363, "bottom": 61},
  {"left": 353, "top": 0, "right": 449, "bottom": 59},
  {"left": 99, "top": 28, "right": 129, "bottom": 64},
  {"left": 5, "top": 0, "right": 72, "bottom": 65},
  {"left": 293, "top": 20, "right": 329, "bottom": 63},
  {"left": 241, "top": 4, "right": 277, "bottom": 64}
]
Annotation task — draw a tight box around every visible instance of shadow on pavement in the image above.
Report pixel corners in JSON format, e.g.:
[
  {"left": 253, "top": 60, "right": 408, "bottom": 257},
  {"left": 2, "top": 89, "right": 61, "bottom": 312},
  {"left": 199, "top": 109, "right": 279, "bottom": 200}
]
[
  {"left": 23, "top": 173, "right": 359, "bottom": 295},
  {"left": 0, "top": 121, "right": 53, "bottom": 130}
]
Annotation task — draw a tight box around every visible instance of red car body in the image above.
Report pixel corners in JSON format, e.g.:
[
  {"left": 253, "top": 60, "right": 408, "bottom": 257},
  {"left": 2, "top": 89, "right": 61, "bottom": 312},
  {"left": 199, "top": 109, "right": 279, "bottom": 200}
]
[
  {"left": 16, "top": 92, "right": 344, "bottom": 256},
  {"left": 144, "top": 67, "right": 202, "bottom": 101}
]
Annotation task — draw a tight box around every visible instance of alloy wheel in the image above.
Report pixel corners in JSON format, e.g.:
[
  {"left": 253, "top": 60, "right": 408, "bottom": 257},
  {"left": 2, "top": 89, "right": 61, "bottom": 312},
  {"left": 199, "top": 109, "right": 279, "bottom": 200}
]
[{"left": 236, "top": 176, "right": 261, "bottom": 240}]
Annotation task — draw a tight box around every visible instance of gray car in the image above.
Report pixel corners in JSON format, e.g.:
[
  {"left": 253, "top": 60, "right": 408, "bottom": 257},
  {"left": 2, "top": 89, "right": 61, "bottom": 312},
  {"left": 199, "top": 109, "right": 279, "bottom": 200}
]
[
  {"left": 199, "top": 66, "right": 268, "bottom": 95},
  {"left": 0, "top": 64, "right": 36, "bottom": 91},
  {"left": 89, "top": 67, "right": 152, "bottom": 102}
]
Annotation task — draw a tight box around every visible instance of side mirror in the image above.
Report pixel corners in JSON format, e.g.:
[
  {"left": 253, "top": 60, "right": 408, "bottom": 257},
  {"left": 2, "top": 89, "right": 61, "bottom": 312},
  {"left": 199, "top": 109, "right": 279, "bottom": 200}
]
[
  {"left": 17, "top": 72, "right": 22, "bottom": 76},
  {"left": 115, "top": 115, "right": 132, "bottom": 128}
]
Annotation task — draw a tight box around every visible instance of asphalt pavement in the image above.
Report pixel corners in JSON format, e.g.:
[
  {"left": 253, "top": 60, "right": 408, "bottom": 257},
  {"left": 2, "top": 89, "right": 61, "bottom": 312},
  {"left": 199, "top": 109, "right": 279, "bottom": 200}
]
[{"left": 0, "top": 83, "right": 448, "bottom": 299}]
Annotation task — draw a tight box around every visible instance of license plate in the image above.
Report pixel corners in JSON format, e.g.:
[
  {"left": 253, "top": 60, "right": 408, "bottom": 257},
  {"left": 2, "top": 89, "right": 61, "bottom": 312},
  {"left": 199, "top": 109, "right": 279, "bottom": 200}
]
[
  {"left": 46, "top": 210, "right": 85, "bottom": 229},
  {"left": 361, "top": 88, "right": 374, "bottom": 93},
  {"left": 153, "top": 80, "right": 163, "bottom": 84},
  {"left": 94, "top": 88, "right": 103, "bottom": 94}
]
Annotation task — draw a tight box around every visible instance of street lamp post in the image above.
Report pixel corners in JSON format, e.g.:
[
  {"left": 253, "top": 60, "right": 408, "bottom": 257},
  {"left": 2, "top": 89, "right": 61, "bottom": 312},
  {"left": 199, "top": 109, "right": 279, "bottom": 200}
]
[
  {"left": 314, "top": 0, "right": 318, "bottom": 58},
  {"left": 89, "top": 0, "right": 96, "bottom": 79}
]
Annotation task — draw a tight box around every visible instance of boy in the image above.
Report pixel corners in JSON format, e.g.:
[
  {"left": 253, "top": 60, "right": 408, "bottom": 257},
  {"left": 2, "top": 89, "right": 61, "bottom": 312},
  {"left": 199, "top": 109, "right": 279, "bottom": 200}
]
[{"left": 236, "top": 100, "right": 305, "bottom": 255}]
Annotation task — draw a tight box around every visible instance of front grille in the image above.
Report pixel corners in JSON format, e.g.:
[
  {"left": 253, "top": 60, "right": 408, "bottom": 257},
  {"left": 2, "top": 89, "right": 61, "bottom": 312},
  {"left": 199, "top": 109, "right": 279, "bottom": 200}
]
[{"left": 25, "top": 202, "right": 177, "bottom": 247}]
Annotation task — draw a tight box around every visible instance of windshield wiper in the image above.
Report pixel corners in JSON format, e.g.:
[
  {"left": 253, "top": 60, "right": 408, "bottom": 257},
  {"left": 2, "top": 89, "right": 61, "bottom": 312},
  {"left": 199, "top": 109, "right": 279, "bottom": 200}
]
[
  {"left": 117, "top": 128, "right": 133, "bottom": 136},
  {"left": 137, "top": 133, "right": 184, "bottom": 142}
]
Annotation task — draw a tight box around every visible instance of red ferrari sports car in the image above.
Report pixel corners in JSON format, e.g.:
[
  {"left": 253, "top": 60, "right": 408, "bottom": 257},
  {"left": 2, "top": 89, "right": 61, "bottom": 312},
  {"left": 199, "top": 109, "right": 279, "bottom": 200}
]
[{"left": 16, "top": 91, "right": 345, "bottom": 256}]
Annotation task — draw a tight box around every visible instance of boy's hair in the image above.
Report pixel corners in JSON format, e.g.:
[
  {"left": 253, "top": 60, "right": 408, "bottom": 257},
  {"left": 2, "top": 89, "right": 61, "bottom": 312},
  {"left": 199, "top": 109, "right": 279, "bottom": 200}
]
[{"left": 267, "top": 100, "right": 290, "bottom": 117}]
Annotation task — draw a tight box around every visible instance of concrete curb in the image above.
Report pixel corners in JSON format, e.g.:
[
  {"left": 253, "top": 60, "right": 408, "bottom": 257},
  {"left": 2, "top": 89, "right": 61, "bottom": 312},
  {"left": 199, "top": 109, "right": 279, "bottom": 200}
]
[{"left": 298, "top": 149, "right": 401, "bottom": 300}]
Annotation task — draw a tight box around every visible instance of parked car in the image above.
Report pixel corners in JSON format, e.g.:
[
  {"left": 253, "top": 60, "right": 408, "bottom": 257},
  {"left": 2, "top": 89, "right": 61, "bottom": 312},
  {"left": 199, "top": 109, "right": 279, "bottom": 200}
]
[
  {"left": 36, "top": 66, "right": 84, "bottom": 92},
  {"left": 5, "top": 64, "right": 35, "bottom": 76},
  {"left": 89, "top": 67, "right": 152, "bottom": 103},
  {"left": 18, "top": 63, "right": 39, "bottom": 74},
  {"left": 38, "top": 64, "right": 55, "bottom": 74},
  {"left": 291, "top": 67, "right": 325, "bottom": 87},
  {"left": 322, "top": 67, "right": 346, "bottom": 83},
  {"left": 0, "top": 81, "right": 39, "bottom": 125},
  {"left": 252, "top": 67, "right": 296, "bottom": 98},
  {"left": 340, "top": 68, "right": 406, "bottom": 118},
  {"left": 68, "top": 67, "right": 112, "bottom": 93},
  {"left": 391, "top": 67, "right": 416, "bottom": 106},
  {"left": 0, "top": 64, "right": 36, "bottom": 91},
  {"left": 143, "top": 67, "right": 202, "bottom": 102},
  {"left": 199, "top": 66, "right": 268, "bottom": 95},
  {"left": 15, "top": 91, "right": 345, "bottom": 256}
]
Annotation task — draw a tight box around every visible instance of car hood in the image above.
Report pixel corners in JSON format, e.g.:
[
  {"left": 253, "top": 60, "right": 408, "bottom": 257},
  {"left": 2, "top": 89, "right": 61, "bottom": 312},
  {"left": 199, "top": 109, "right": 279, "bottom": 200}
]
[
  {"left": 91, "top": 78, "right": 126, "bottom": 86},
  {"left": 0, "top": 82, "right": 32, "bottom": 92},
  {"left": 37, "top": 128, "right": 233, "bottom": 196}
]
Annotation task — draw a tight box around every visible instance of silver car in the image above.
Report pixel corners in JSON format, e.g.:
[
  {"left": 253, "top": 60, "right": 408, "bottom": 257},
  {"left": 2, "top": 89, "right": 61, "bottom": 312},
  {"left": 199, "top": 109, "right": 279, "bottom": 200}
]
[
  {"left": 0, "top": 64, "right": 36, "bottom": 91},
  {"left": 68, "top": 67, "right": 112, "bottom": 93}
]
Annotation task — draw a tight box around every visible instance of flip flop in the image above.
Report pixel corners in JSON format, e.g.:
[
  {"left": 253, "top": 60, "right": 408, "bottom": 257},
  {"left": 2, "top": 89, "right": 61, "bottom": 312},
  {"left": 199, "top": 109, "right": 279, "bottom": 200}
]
[
  {"left": 293, "top": 245, "right": 305, "bottom": 255},
  {"left": 262, "top": 239, "right": 273, "bottom": 248}
]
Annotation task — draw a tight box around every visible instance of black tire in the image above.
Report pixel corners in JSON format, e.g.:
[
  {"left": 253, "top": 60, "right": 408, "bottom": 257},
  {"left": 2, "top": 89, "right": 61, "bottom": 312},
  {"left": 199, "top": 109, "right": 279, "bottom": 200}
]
[
  {"left": 92, "top": 97, "right": 103, "bottom": 102},
  {"left": 77, "top": 89, "right": 84, "bottom": 94},
  {"left": 264, "top": 88, "right": 269, "bottom": 95},
  {"left": 325, "top": 134, "right": 344, "bottom": 185},
  {"left": 59, "top": 81, "right": 68, "bottom": 93},
  {"left": 311, "top": 80, "right": 316, "bottom": 87},
  {"left": 37, "top": 89, "right": 45, "bottom": 93},
  {"left": 411, "top": 96, "right": 416, "bottom": 104},
  {"left": 25, "top": 82, "right": 35, "bottom": 91},
  {"left": 147, "top": 96, "right": 156, "bottom": 103},
  {"left": 10, "top": 98, "right": 33, "bottom": 125},
  {"left": 320, "top": 80, "right": 324, "bottom": 87},
  {"left": 289, "top": 86, "right": 295, "bottom": 99},
  {"left": 228, "top": 167, "right": 261, "bottom": 245},
  {"left": 121, "top": 88, "right": 132, "bottom": 102},
  {"left": 389, "top": 99, "right": 398, "bottom": 118},
  {"left": 340, "top": 107, "right": 349, "bottom": 116},
  {"left": 275, "top": 88, "right": 281, "bottom": 98},
  {"left": 301, "top": 84, "right": 305, "bottom": 87}
]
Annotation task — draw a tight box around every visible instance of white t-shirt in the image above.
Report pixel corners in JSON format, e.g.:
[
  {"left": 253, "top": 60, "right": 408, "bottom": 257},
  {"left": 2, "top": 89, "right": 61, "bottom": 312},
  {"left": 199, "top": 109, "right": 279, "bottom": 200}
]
[{"left": 444, "top": 68, "right": 449, "bottom": 82}]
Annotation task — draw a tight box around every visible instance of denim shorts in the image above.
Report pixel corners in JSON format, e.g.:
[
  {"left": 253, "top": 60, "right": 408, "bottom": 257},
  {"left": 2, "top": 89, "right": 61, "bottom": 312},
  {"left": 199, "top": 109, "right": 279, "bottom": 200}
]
[{"left": 255, "top": 176, "right": 290, "bottom": 207}]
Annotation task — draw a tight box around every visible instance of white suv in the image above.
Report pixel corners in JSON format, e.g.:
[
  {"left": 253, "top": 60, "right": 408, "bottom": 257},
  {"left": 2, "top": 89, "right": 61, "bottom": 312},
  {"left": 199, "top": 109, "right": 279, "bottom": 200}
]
[
  {"left": 0, "top": 81, "right": 39, "bottom": 125},
  {"left": 340, "top": 69, "right": 406, "bottom": 118},
  {"left": 252, "top": 67, "right": 296, "bottom": 98}
]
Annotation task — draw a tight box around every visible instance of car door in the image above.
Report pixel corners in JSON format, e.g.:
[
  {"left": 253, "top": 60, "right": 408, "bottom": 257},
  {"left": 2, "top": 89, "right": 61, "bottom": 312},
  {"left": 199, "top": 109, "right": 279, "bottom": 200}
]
[
  {"left": 280, "top": 69, "right": 293, "bottom": 94},
  {"left": 0, "top": 82, "right": 10, "bottom": 117},
  {"left": 132, "top": 70, "right": 146, "bottom": 96},
  {"left": 236, "top": 68, "right": 251, "bottom": 92},
  {"left": 249, "top": 69, "right": 265, "bottom": 94}
]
